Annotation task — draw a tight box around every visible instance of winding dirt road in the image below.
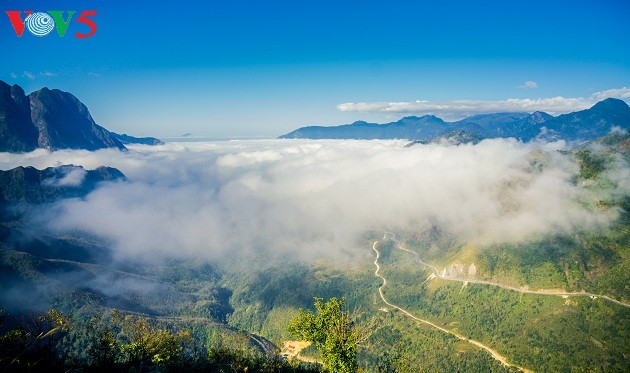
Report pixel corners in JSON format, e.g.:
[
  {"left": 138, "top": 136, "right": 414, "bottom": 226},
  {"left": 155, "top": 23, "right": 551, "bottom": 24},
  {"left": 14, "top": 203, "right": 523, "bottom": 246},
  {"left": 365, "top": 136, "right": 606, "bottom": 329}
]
[
  {"left": 385, "top": 234, "right": 630, "bottom": 309},
  {"left": 373, "top": 239, "right": 533, "bottom": 373}
]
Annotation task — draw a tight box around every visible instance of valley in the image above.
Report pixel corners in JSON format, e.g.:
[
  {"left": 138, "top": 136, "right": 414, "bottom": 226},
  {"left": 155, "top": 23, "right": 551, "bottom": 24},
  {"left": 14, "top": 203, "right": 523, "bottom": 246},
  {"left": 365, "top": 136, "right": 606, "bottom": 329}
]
[
  {"left": 1, "top": 98, "right": 628, "bottom": 370},
  {"left": 371, "top": 238, "right": 531, "bottom": 372},
  {"left": 3, "top": 0, "right": 629, "bottom": 370}
]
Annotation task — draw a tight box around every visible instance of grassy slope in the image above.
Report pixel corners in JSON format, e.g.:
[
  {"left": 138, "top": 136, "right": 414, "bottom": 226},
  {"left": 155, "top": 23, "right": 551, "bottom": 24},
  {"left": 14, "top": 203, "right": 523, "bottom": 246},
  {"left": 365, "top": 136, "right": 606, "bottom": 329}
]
[{"left": 378, "top": 241, "right": 630, "bottom": 372}]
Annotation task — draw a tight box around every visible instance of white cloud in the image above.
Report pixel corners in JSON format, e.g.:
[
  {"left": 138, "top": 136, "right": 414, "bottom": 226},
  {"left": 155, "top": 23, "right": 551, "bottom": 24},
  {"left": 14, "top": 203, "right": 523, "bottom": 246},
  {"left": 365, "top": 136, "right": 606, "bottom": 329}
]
[
  {"left": 22, "top": 71, "right": 35, "bottom": 80},
  {"left": 0, "top": 140, "right": 620, "bottom": 264},
  {"left": 519, "top": 81, "right": 538, "bottom": 89},
  {"left": 609, "top": 126, "right": 628, "bottom": 135},
  {"left": 11, "top": 70, "right": 58, "bottom": 81},
  {"left": 42, "top": 166, "right": 87, "bottom": 187},
  {"left": 589, "top": 87, "right": 630, "bottom": 101},
  {"left": 337, "top": 87, "right": 630, "bottom": 120}
]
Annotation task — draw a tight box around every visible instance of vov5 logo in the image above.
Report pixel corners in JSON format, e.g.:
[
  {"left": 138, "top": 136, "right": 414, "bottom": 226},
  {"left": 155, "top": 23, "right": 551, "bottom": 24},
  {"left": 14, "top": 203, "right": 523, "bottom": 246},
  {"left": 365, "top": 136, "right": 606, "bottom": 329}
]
[{"left": 5, "top": 10, "right": 97, "bottom": 38}]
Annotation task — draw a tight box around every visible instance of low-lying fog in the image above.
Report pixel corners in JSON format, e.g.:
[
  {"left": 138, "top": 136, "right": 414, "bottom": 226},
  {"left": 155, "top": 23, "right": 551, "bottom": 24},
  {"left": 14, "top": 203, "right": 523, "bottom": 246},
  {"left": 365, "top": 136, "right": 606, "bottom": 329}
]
[{"left": 1, "top": 139, "right": 625, "bottom": 263}]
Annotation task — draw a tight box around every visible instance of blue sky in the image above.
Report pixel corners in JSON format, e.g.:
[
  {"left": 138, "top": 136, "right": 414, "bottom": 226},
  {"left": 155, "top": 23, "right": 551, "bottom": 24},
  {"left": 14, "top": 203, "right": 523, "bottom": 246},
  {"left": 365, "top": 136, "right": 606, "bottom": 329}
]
[{"left": 2, "top": 0, "right": 630, "bottom": 138}]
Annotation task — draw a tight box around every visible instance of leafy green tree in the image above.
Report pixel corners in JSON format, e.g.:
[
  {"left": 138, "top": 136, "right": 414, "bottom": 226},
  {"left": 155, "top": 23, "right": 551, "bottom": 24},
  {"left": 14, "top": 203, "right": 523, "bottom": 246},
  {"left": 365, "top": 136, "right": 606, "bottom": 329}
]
[
  {"left": 287, "top": 297, "right": 372, "bottom": 373},
  {"left": 114, "top": 315, "right": 192, "bottom": 368},
  {"left": 0, "top": 308, "right": 70, "bottom": 371}
]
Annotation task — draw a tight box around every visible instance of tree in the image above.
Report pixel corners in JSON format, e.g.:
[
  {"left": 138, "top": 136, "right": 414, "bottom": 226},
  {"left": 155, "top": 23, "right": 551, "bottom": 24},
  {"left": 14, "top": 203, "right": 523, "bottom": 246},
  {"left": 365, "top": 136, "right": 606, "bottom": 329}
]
[
  {"left": 113, "top": 314, "right": 192, "bottom": 368},
  {"left": 287, "top": 297, "right": 372, "bottom": 373},
  {"left": 0, "top": 308, "right": 70, "bottom": 371}
]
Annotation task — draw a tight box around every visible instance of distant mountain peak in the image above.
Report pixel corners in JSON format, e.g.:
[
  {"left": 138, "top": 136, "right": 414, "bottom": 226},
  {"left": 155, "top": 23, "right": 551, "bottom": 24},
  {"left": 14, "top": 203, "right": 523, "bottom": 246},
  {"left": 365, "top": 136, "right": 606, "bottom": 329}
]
[
  {"left": 29, "top": 86, "right": 125, "bottom": 151},
  {"left": 1, "top": 80, "right": 129, "bottom": 152},
  {"left": 0, "top": 81, "right": 39, "bottom": 152},
  {"left": 0, "top": 164, "right": 126, "bottom": 206},
  {"left": 111, "top": 132, "right": 164, "bottom": 146},
  {"left": 590, "top": 97, "right": 629, "bottom": 111},
  {"left": 404, "top": 114, "right": 444, "bottom": 122},
  {"left": 279, "top": 98, "right": 630, "bottom": 142}
]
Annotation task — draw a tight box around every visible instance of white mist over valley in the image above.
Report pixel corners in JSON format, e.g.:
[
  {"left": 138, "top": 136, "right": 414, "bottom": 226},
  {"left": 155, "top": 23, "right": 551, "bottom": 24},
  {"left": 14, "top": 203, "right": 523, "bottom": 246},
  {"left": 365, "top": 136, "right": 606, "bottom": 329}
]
[{"left": 1, "top": 139, "right": 622, "bottom": 263}]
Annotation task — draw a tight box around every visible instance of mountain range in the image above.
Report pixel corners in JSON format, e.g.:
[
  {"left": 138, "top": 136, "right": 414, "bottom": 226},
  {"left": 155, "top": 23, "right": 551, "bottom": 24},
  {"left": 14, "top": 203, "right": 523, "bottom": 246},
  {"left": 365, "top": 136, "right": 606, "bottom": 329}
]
[
  {"left": 111, "top": 132, "right": 165, "bottom": 146},
  {"left": 0, "top": 81, "right": 162, "bottom": 152},
  {"left": 0, "top": 165, "right": 126, "bottom": 207},
  {"left": 280, "top": 98, "right": 630, "bottom": 143},
  {"left": 5, "top": 80, "right": 628, "bottom": 149},
  {"left": 0, "top": 164, "right": 126, "bottom": 262}
]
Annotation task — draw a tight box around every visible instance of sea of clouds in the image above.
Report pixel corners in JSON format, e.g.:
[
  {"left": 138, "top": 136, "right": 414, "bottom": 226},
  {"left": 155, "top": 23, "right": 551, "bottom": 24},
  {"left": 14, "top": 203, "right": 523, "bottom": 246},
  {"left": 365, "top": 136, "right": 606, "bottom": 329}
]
[{"left": 0, "top": 139, "right": 623, "bottom": 263}]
